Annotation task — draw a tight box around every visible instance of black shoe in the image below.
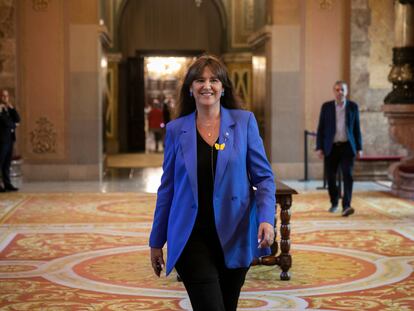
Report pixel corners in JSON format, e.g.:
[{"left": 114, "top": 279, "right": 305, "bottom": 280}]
[
  {"left": 4, "top": 184, "right": 18, "bottom": 192},
  {"left": 342, "top": 207, "right": 355, "bottom": 217},
  {"left": 328, "top": 205, "right": 338, "bottom": 213},
  {"left": 0, "top": 187, "right": 5, "bottom": 193}
]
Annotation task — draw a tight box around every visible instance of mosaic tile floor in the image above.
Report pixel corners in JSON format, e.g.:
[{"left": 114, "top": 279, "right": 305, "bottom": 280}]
[{"left": 0, "top": 191, "right": 413, "bottom": 310}]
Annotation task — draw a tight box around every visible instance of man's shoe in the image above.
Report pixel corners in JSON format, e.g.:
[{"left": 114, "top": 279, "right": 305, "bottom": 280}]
[
  {"left": 328, "top": 205, "right": 338, "bottom": 213},
  {"left": 342, "top": 207, "right": 355, "bottom": 217},
  {"left": 4, "top": 184, "right": 18, "bottom": 192},
  {"left": 0, "top": 187, "right": 5, "bottom": 193}
]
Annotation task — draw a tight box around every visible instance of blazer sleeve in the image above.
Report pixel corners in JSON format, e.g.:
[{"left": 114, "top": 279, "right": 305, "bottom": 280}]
[
  {"left": 354, "top": 104, "right": 362, "bottom": 151},
  {"left": 149, "top": 124, "right": 176, "bottom": 248},
  {"left": 246, "top": 113, "right": 276, "bottom": 226}
]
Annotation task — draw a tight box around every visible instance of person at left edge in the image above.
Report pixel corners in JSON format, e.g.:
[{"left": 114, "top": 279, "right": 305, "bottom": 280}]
[
  {"left": 149, "top": 55, "right": 276, "bottom": 311},
  {"left": 0, "top": 89, "right": 20, "bottom": 192}
]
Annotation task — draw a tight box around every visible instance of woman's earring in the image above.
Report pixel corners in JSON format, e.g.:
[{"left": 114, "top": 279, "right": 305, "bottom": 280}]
[
  {"left": 221, "top": 90, "right": 225, "bottom": 97},
  {"left": 190, "top": 90, "right": 193, "bottom": 97}
]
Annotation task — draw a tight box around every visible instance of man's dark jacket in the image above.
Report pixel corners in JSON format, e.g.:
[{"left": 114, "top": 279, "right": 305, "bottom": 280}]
[
  {"left": 316, "top": 100, "right": 362, "bottom": 156},
  {"left": 0, "top": 107, "right": 20, "bottom": 143}
]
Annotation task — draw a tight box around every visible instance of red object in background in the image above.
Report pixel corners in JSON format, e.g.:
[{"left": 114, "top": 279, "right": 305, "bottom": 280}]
[{"left": 148, "top": 107, "right": 164, "bottom": 129}]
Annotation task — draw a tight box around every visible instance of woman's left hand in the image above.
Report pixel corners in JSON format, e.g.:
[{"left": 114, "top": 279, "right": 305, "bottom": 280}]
[{"left": 257, "top": 222, "right": 275, "bottom": 248}]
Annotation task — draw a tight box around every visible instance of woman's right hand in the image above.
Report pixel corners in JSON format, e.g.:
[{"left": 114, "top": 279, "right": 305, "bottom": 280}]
[{"left": 150, "top": 247, "right": 165, "bottom": 277}]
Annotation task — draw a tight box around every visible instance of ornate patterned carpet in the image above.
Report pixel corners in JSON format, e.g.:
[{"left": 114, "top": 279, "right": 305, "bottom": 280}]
[{"left": 0, "top": 191, "right": 413, "bottom": 310}]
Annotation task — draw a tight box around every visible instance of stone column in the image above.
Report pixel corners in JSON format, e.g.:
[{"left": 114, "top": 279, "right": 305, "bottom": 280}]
[{"left": 383, "top": 0, "right": 414, "bottom": 200}]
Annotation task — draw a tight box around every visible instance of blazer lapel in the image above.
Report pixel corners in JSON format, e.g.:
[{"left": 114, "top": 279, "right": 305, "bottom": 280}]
[
  {"left": 214, "top": 107, "right": 235, "bottom": 191},
  {"left": 179, "top": 112, "right": 198, "bottom": 205}
]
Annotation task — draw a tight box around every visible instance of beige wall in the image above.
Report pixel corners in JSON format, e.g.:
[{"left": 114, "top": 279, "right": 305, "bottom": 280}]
[
  {"left": 304, "top": 0, "right": 350, "bottom": 134},
  {"left": 271, "top": 1, "right": 303, "bottom": 178},
  {"left": 266, "top": 0, "right": 350, "bottom": 179},
  {"left": 18, "top": 0, "right": 103, "bottom": 180},
  {"left": 0, "top": 1, "right": 16, "bottom": 94},
  {"left": 17, "top": 0, "right": 68, "bottom": 162}
]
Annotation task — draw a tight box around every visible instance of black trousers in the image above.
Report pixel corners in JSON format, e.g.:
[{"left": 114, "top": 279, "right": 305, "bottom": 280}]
[
  {"left": 0, "top": 140, "right": 13, "bottom": 186},
  {"left": 325, "top": 142, "right": 355, "bottom": 208},
  {"left": 175, "top": 227, "right": 249, "bottom": 311}
]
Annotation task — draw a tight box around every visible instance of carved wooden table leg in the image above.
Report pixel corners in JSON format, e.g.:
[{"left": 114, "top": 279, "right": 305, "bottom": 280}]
[
  {"left": 270, "top": 213, "right": 278, "bottom": 256},
  {"left": 251, "top": 181, "right": 296, "bottom": 280},
  {"left": 278, "top": 194, "right": 292, "bottom": 280}
]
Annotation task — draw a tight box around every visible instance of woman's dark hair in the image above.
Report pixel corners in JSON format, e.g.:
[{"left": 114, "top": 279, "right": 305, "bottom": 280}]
[{"left": 176, "top": 54, "right": 241, "bottom": 118}]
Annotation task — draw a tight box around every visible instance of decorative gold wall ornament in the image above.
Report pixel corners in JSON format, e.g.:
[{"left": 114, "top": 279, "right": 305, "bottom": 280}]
[
  {"left": 231, "top": 0, "right": 254, "bottom": 48},
  {"left": 319, "top": 0, "right": 334, "bottom": 10},
  {"left": 231, "top": 68, "right": 251, "bottom": 108},
  {"left": 30, "top": 117, "right": 57, "bottom": 154},
  {"left": 32, "top": 0, "right": 49, "bottom": 12}
]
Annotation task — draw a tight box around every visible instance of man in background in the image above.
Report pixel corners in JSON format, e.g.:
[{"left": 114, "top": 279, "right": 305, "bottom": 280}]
[
  {"left": 316, "top": 81, "right": 363, "bottom": 217},
  {"left": 148, "top": 98, "right": 164, "bottom": 152},
  {"left": 0, "top": 89, "right": 21, "bottom": 192}
]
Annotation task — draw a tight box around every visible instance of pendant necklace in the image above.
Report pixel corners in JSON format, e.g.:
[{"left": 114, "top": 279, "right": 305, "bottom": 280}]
[{"left": 198, "top": 118, "right": 219, "bottom": 137}]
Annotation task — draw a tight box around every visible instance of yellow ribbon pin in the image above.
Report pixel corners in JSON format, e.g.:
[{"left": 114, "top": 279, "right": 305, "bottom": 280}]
[{"left": 214, "top": 143, "right": 225, "bottom": 150}]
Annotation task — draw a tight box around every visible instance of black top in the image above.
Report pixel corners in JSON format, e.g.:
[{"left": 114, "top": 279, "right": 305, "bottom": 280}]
[{"left": 194, "top": 130, "right": 218, "bottom": 230}]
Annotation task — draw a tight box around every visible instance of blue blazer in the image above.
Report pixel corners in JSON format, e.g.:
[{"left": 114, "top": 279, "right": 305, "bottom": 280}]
[
  {"left": 316, "top": 100, "right": 362, "bottom": 156},
  {"left": 149, "top": 106, "right": 276, "bottom": 275}
]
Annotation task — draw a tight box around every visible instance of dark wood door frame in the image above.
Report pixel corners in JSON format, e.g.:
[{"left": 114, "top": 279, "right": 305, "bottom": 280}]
[{"left": 124, "top": 50, "right": 204, "bottom": 152}]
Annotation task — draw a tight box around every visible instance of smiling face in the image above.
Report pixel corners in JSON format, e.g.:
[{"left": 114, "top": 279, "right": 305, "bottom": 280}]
[
  {"left": 190, "top": 66, "right": 223, "bottom": 110},
  {"left": 333, "top": 82, "right": 348, "bottom": 103}
]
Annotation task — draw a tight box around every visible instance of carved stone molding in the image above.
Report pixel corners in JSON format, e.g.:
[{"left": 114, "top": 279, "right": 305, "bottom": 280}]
[
  {"left": 30, "top": 117, "right": 57, "bottom": 154},
  {"left": 32, "top": 0, "right": 49, "bottom": 12}
]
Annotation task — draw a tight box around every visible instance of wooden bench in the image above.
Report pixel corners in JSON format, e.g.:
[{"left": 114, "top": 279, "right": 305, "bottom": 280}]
[
  {"left": 358, "top": 155, "right": 403, "bottom": 162},
  {"left": 354, "top": 155, "right": 403, "bottom": 180}
]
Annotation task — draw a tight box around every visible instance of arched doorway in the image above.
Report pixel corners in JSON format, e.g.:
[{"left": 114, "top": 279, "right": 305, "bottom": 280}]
[{"left": 116, "top": 0, "right": 227, "bottom": 153}]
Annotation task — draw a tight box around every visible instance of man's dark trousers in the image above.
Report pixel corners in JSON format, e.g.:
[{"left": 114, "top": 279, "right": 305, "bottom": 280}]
[
  {"left": 0, "top": 135, "right": 14, "bottom": 187},
  {"left": 326, "top": 141, "right": 355, "bottom": 208}
]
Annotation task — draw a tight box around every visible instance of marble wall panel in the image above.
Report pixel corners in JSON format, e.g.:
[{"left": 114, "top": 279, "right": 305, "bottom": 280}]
[
  {"left": 360, "top": 112, "right": 407, "bottom": 156},
  {"left": 368, "top": 0, "right": 394, "bottom": 89},
  {"left": 69, "top": 23, "right": 102, "bottom": 169},
  {"left": 271, "top": 72, "right": 303, "bottom": 163},
  {"left": 351, "top": 9, "right": 371, "bottom": 42},
  {"left": 352, "top": 0, "right": 369, "bottom": 9},
  {"left": 351, "top": 0, "right": 406, "bottom": 157},
  {"left": 272, "top": 25, "right": 300, "bottom": 72}
]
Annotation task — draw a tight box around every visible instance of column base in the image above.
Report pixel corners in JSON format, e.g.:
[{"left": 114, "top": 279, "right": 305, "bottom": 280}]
[{"left": 390, "top": 162, "right": 414, "bottom": 200}]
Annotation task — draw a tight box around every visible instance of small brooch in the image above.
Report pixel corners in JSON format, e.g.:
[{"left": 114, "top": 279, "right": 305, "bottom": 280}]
[{"left": 214, "top": 143, "right": 225, "bottom": 150}]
